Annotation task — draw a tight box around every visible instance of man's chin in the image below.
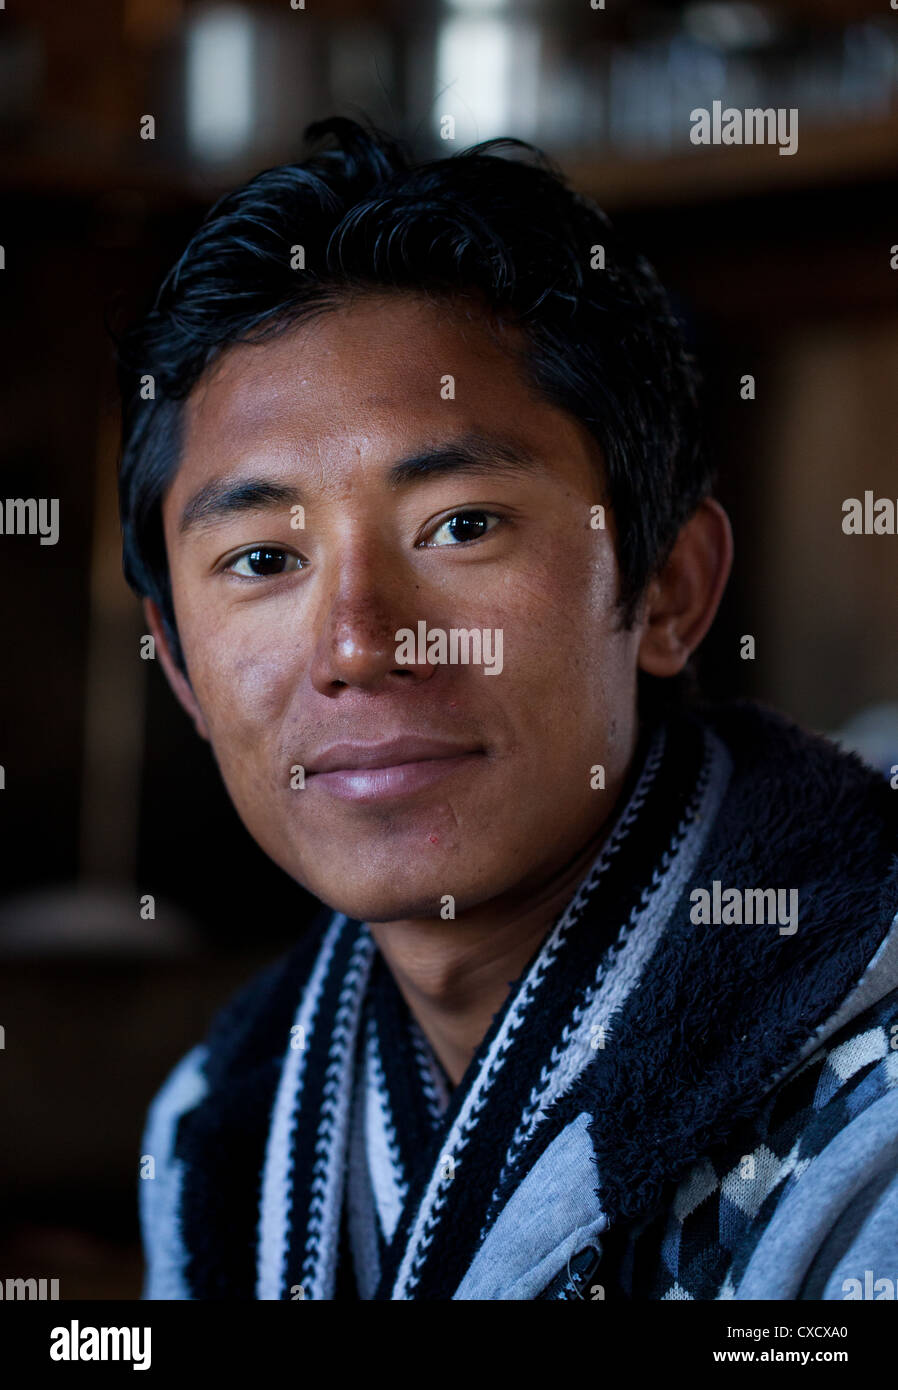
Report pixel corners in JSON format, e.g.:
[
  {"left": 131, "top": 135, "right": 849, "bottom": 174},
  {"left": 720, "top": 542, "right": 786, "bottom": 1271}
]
[{"left": 301, "top": 879, "right": 467, "bottom": 926}]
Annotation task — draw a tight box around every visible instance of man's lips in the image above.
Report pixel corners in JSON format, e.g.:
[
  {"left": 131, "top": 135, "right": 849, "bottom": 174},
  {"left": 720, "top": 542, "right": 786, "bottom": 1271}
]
[{"left": 304, "top": 736, "right": 486, "bottom": 804}]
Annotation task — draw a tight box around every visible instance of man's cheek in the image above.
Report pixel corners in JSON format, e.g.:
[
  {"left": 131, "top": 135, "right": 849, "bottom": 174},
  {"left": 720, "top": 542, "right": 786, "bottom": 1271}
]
[{"left": 188, "top": 628, "right": 301, "bottom": 730}]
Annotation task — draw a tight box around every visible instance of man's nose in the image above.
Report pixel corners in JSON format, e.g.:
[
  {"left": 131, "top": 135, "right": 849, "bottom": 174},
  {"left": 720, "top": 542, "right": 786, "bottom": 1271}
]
[{"left": 307, "top": 548, "right": 435, "bottom": 694}]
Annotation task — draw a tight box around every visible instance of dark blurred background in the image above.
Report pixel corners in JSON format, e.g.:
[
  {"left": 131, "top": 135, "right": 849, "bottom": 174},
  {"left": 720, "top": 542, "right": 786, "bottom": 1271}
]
[{"left": 1, "top": 0, "right": 897, "bottom": 1298}]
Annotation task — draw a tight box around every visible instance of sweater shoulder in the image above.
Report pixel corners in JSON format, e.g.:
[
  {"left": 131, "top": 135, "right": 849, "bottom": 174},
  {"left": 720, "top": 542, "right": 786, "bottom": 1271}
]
[
  {"left": 725, "top": 988, "right": 898, "bottom": 1299},
  {"left": 616, "top": 987, "right": 898, "bottom": 1300},
  {"left": 701, "top": 696, "right": 898, "bottom": 836}
]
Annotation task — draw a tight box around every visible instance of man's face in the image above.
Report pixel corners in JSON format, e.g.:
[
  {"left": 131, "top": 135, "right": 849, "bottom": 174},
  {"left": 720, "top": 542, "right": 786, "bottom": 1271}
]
[{"left": 160, "top": 292, "right": 645, "bottom": 922}]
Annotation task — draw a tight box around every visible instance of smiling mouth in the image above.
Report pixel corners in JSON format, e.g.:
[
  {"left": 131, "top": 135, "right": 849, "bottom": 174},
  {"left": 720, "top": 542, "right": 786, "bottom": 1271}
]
[{"left": 306, "top": 751, "right": 486, "bottom": 803}]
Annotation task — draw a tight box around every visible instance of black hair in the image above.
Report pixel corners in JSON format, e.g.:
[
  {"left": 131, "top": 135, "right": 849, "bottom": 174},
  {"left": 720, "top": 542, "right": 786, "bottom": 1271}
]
[{"left": 117, "top": 115, "right": 711, "bottom": 680}]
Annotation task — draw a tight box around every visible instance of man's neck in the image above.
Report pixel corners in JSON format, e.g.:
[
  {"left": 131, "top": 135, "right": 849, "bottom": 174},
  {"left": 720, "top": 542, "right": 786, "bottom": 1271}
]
[{"left": 367, "top": 825, "right": 621, "bottom": 1088}]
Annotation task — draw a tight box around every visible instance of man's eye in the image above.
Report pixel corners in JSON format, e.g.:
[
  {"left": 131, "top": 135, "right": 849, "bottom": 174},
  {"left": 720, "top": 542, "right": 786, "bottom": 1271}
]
[
  {"left": 227, "top": 547, "right": 303, "bottom": 578},
  {"left": 424, "top": 511, "right": 500, "bottom": 547}
]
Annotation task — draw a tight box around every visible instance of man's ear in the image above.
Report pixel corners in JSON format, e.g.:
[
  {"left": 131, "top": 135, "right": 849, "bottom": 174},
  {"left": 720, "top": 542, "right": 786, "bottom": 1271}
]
[
  {"left": 143, "top": 597, "right": 211, "bottom": 742},
  {"left": 637, "top": 497, "right": 733, "bottom": 678}
]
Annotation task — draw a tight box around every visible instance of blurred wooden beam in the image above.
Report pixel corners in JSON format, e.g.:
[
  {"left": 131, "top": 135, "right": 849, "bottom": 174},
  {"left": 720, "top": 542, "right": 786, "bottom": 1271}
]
[
  {"left": 78, "top": 405, "right": 146, "bottom": 885},
  {"left": 566, "top": 109, "right": 898, "bottom": 210}
]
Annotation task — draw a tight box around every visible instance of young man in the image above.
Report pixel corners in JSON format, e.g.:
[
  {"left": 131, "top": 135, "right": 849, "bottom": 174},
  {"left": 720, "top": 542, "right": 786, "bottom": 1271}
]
[{"left": 124, "top": 118, "right": 898, "bottom": 1301}]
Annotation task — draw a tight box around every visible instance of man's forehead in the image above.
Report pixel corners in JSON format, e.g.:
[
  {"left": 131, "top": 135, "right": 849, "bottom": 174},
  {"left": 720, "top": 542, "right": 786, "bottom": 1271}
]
[
  {"left": 183, "top": 292, "right": 529, "bottom": 433},
  {"left": 175, "top": 315, "right": 558, "bottom": 498}
]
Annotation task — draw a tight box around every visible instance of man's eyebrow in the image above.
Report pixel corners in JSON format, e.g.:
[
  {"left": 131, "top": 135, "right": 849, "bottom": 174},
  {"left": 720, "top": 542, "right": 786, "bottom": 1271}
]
[
  {"left": 179, "top": 479, "right": 302, "bottom": 535},
  {"left": 386, "top": 433, "right": 547, "bottom": 489},
  {"left": 178, "top": 434, "right": 546, "bottom": 535}
]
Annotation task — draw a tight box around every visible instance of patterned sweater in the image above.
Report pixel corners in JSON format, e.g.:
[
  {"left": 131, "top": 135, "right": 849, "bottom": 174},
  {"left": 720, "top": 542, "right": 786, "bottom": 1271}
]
[{"left": 139, "top": 699, "right": 898, "bottom": 1300}]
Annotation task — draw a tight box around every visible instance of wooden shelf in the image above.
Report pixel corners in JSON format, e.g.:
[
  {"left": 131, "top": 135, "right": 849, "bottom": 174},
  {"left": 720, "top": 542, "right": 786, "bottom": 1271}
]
[
  {"left": 1, "top": 106, "right": 896, "bottom": 214},
  {"left": 564, "top": 110, "right": 898, "bottom": 210}
]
